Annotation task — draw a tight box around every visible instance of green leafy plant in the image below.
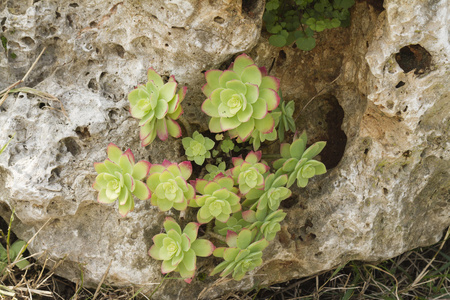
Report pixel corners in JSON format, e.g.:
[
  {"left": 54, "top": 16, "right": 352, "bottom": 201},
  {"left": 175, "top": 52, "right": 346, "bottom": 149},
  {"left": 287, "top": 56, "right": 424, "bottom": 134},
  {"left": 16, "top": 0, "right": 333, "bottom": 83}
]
[
  {"left": 274, "top": 131, "right": 327, "bottom": 187},
  {"left": 201, "top": 54, "right": 280, "bottom": 141},
  {"left": 148, "top": 217, "right": 215, "bottom": 283},
  {"left": 190, "top": 174, "right": 241, "bottom": 224},
  {"left": 243, "top": 209, "right": 286, "bottom": 241},
  {"left": 273, "top": 91, "right": 296, "bottom": 142},
  {"left": 146, "top": 160, "right": 195, "bottom": 212},
  {"left": 203, "top": 162, "right": 227, "bottom": 181},
  {"left": 264, "top": 0, "right": 355, "bottom": 50},
  {"left": 128, "top": 68, "right": 186, "bottom": 146},
  {"left": 0, "top": 240, "right": 30, "bottom": 274},
  {"left": 93, "top": 53, "right": 328, "bottom": 283},
  {"left": 210, "top": 229, "right": 269, "bottom": 280},
  {"left": 92, "top": 143, "right": 151, "bottom": 216},
  {"left": 182, "top": 131, "right": 215, "bottom": 165}
]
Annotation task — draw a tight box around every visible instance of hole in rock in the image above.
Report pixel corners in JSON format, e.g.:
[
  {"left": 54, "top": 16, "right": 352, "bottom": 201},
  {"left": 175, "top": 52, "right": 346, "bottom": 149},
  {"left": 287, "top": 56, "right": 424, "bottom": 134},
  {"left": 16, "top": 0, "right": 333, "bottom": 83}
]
[
  {"left": 88, "top": 78, "right": 98, "bottom": 91},
  {"left": 38, "top": 102, "right": 48, "bottom": 109},
  {"left": 60, "top": 137, "right": 81, "bottom": 156},
  {"left": 383, "top": 188, "right": 388, "bottom": 195},
  {"left": 21, "top": 36, "right": 35, "bottom": 47},
  {"left": 55, "top": 11, "right": 61, "bottom": 18},
  {"left": 66, "top": 15, "right": 73, "bottom": 27},
  {"left": 364, "top": 148, "right": 369, "bottom": 155},
  {"left": 48, "top": 167, "right": 61, "bottom": 183},
  {"left": 395, "top": 44, "right": 431, "bottom": 75},
  {"left": 402, "top": 150, "right": 412, "bottom": 158},
  {"left": 1, "top": 18, "right": 6, "bottom": 26},
  {"left": 113, "top": 44, "right": 125, "bottom": 58},
  {"left": 75, "top": 126, "right": 90, "bottom": 139},
  {"left": 214, "top": 16, "right": 225, "bottom": 24},
  {"left": 395, "top": 81, "right": 405, "bottom": 88},
  {"left": 277, "top": 50, "right": 286, "bottom": 67},
  {"left": 242, "top": 0, "right": 260, "bottom": 16},
  {"left": 403, "top": 106, "right": 408, "bottom": 112},
  {"left": 366, "top": 0, "right": 385, "bottom": 11},
  {"left": 69, "top": 3, "right": 78, "bottom": 7},
  {"left": 280, "top": 196, "right": 297, "bottom": 209},
  {"left": 307, "top": 95, "right": 347, "bottom": 170}
]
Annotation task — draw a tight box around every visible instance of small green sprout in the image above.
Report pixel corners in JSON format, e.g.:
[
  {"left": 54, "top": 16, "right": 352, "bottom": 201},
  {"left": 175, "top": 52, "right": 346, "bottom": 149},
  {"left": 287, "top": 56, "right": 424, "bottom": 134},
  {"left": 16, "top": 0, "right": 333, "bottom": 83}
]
[
  {"left": 201, "top": 54, "right": 280, "bottom": 141},
  {"left": 203, "top": 162, "right": 227, "bottom": 181},
  {"left": 214, "top": 211, "right": 251, "bottom": 237},
  {"left": 273, "top": 95, "right": 296, "bottom": 142},
  {"left": 148, "top": 217, "right": 215, "bottom": 283},
  {"left": 191, "top": 174, "right": 241, "bottom": 224},
  {"left": 182, "top": 131, "right": 215, "bottom": 165},
  {"left": 220, "top": 138, "right": 235, "bottom": 153},
  {"left": 210, "top": 229, "right": 269, "bottom": 280},
  {"left": 146, "top": 160, "right": 195, "bottom": 212},
  {"left": 273, "top": 131, "right": 327, "bottom": 187},
  {"left": 0, "top": 240, "right": 30, "bottom": 274},
  {"left": 128, "top": 68, "right": 186, "bottom": 146},
  {"left": 93, "top": 144, "right": 151, "bottom": 216}
]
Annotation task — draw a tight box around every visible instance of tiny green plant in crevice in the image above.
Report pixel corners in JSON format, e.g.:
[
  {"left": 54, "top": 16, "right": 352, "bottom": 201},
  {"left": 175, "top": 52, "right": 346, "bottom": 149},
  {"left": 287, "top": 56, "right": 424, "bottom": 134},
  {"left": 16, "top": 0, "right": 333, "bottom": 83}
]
[
  {"left": 93, "top": 54, "right": 328, "bottom": 283},
  {"left": 264, "top": 0, "right": 355, "bottom": 50}
]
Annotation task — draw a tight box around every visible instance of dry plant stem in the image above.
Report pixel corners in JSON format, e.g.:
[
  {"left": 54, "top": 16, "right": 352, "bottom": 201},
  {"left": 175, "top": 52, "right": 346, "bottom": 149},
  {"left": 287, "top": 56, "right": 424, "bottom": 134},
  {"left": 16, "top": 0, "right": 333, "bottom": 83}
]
[
  {"left": 0, "top": 46, "right": 47, "bottom": 107},
  {"left": 410, "top": 227, "right": 450, "bottom": 288},
  {"left": 92, "top": 259, "right": 112, "bottom": 300}
]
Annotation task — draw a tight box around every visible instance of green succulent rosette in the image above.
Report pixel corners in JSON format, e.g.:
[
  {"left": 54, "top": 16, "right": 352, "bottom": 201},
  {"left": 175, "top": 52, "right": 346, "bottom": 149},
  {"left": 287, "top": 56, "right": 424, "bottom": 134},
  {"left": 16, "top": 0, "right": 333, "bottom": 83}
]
[
  {"left": 182, "top": 131, "right": 215, "bottom": 165},
  {"left": 128, "top": 68, "right": 186, "bottom": 147},
  {"left": 201, "top": 54, "right": 281, "bottom": 141},
  {"left": 243, "top": 209, "right": 286, "bottom": 241},
  {"left": 146, "top": 160, "right": 195, "bottom": 212},
  {"left": 210, "top": 229, "right": 269, "bottom": 281},
  {"left": 227, "top": 151, "right": 270, "bottom": 195},
  {"left": 93, "top": 143, "right": 152, "bottom": 216},
  {"left": 191, "top": 174, "right": 241, "bottom": 224},
  {"left": 148, "top": 217, "right": 215, "bottom": 283},
  {"left": 273, "top": 131, "right": 327, "bottom": 188}
]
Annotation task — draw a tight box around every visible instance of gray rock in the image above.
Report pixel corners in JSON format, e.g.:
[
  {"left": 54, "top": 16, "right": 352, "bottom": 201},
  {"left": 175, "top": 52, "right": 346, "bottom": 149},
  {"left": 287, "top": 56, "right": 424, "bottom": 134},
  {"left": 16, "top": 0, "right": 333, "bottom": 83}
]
[{"left": 0, "top": 0, "right": 448, "bottom": 299}]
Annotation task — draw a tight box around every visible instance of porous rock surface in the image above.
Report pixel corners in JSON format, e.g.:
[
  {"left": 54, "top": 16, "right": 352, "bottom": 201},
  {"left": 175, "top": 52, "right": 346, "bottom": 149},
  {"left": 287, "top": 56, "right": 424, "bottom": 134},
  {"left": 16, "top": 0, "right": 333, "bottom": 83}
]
[{"left": 0, "top": 0, "right": 449, "bottom": 298}]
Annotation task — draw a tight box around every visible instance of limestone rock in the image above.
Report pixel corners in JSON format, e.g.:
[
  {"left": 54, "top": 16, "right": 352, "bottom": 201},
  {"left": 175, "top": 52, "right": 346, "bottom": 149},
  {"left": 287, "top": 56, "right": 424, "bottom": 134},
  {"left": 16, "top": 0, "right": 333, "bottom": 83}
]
[{"left": 0, "top": 0, "right": 449, "bottom": 299}]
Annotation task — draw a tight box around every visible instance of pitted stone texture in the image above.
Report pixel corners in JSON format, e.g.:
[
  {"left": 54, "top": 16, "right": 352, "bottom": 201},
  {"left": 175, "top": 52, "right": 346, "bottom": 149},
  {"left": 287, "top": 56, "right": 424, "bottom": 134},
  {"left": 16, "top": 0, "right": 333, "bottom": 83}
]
[{"left": 0, "top": 0, "right": 449, "bottom": 299}]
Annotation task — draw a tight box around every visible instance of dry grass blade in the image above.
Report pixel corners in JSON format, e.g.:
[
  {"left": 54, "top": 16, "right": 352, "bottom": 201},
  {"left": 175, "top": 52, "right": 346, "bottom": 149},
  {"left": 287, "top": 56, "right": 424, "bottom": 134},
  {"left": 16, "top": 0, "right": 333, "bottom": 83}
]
[
  {"left": 92, "top": 259, "right": 112, "bottom": 300},
  {"left": 365, "top": 264, "right": 400, "bottom": 300},
  {"left": 410, "top": 227, "right": 450, "bottom": 289}
]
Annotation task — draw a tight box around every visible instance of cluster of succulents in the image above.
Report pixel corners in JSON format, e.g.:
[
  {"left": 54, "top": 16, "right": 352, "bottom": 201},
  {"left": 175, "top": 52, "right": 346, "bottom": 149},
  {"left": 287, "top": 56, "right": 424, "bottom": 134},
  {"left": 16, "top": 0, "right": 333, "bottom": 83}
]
[{"left": 92, "top": 54, "right": 328, "bottom": 283}]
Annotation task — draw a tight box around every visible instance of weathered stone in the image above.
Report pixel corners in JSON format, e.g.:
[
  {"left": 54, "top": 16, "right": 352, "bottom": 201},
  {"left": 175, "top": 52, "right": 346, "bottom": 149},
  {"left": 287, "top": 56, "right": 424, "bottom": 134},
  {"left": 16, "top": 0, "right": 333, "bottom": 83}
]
[{"left": 0, "top": 0, "right": 449, "bottom": 299}]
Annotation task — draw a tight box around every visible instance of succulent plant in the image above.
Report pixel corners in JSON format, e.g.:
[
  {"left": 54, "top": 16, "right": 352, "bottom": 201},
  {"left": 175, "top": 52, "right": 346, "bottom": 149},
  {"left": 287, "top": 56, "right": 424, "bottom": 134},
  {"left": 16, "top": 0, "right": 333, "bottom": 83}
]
[
  {"left": 214, "top": 211, "right": 251, "bottom": 236},
  {"left": 220, "top": 138, "right": 235, "bottom": 153},
  {"left": 0, "top": 240, "right": 30, "bottom": 274},
  {"left": 191, "top": 174, "right": 241, "bottom": 224},
  {"left": 273, "top": 132, "right": 327, "bottom": 188},
  {"left": 203, "top": 162, "right": 227, "bottom": 181},
  {"left": 146, "top": 160, "right": 195, "bottom": 212},
  {"left": 227, "top": 151, "right": 270, "bottom": 195},
  {"left": 148, "top": 217, "right": 215, "bottom": 283},
  {"left": 210, "top": 229, "right": 269, "bottom": 281},
  {"left": 201, "top": 54, "right": 281, "bottom": 141},
  {"left": 248, "top": 111, "right": 281, "bottom": 150},
  {"left": 182, "top": 131, "right": 215, "bottom": 165},
  {"left": 273, "top": 96, "right": 296, "bottom": 142},
  {"left": 93, "top": 144, "right": 152, "bottom": 216},
  {"left": 128, "top": 68, "right": 186, "bottom": 146},
  {"left": 243, "top": 209, "right": 286, "bottom": 241},
  {"left": 242, "top": 173, "right": 291, "bottom": 213}
]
